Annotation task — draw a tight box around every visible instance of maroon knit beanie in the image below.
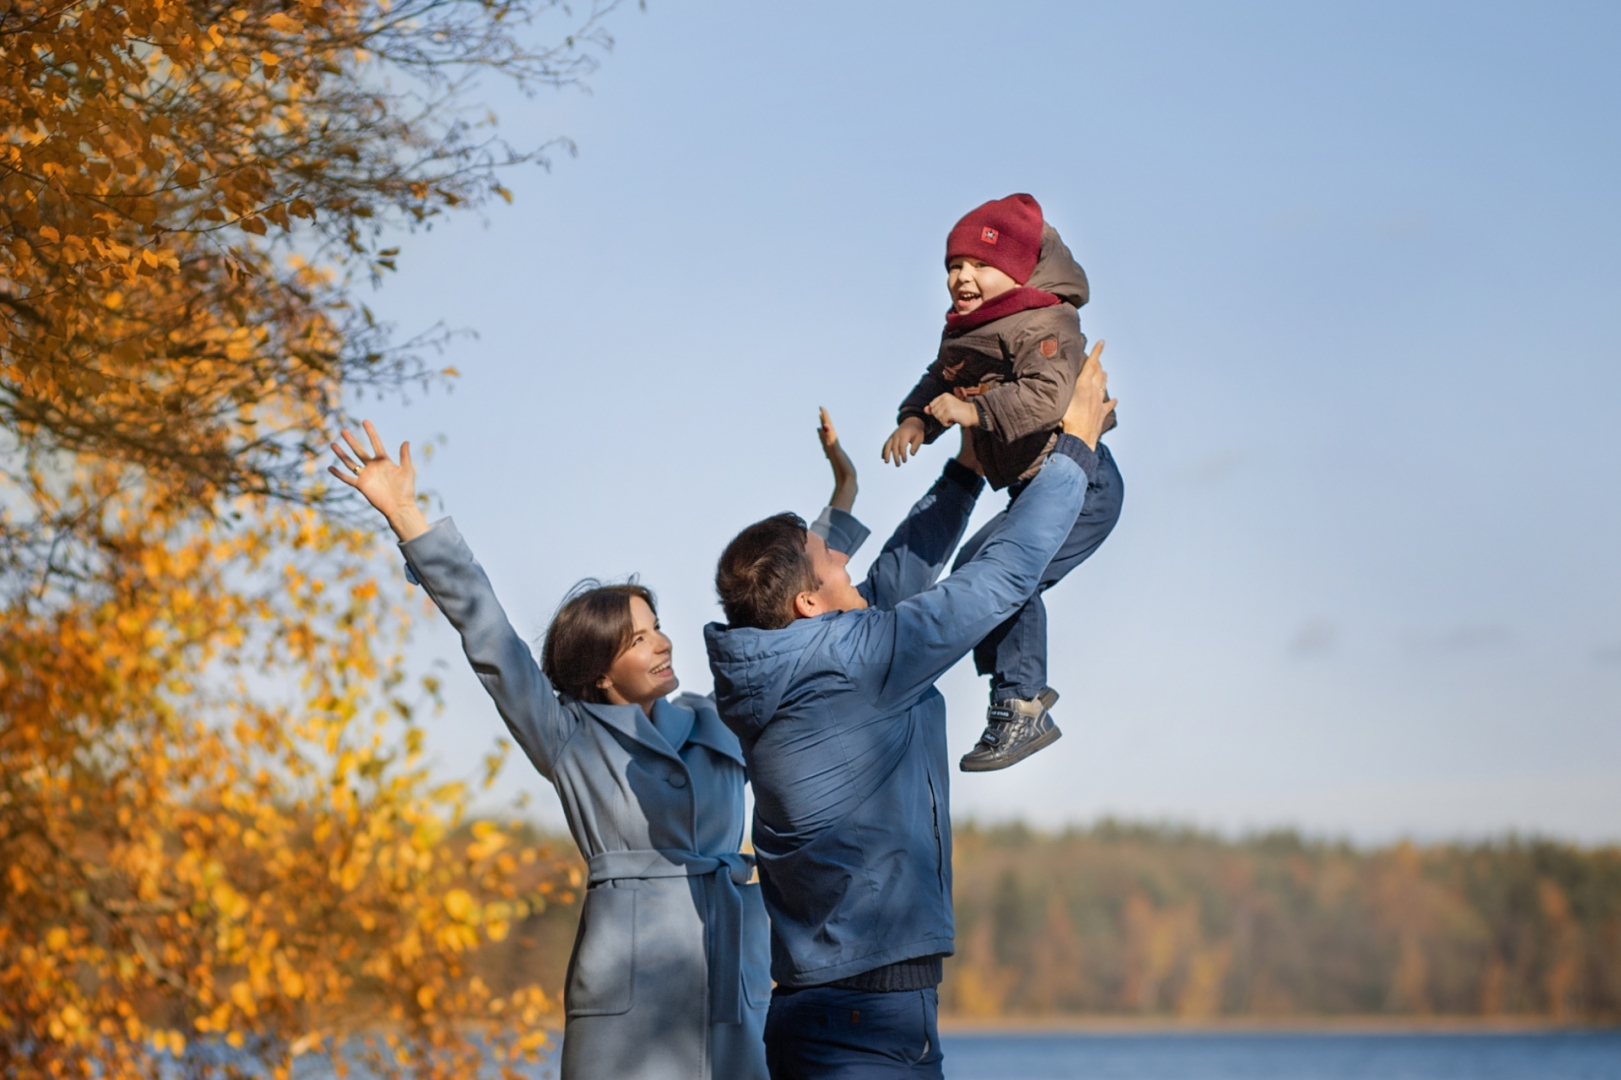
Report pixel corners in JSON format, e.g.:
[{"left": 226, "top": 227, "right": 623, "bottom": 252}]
[{"left": 945, "top": 193, "right": 1045, "bottom": 285}]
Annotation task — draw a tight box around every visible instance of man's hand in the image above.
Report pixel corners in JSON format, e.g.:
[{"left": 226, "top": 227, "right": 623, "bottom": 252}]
[
  {"left": 328, "top": 420, "right": 430, "bottom": 542},
  {"left": 881, "top": 416, "right": 927, "bottom": 467},
  {"left": 925, "top": 393, "right": 980, "bottom": 431},
  {"left": 818, "top": 407, "right": 858, "bottom": 512},
  {"left": 1059, "top": 341, "right": 1117, "bottom": 451}
]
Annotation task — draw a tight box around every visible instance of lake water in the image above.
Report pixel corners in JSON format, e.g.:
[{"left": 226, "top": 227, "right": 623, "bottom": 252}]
[
  {"left": 276, "top": 1029, "right": 1621, "bottom": 1079},
  {"left": 937, "top": 1031, "right": 1621, "bottom": 1080}
]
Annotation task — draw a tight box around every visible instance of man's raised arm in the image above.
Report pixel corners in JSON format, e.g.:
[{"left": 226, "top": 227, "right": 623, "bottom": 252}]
[
  {"left": 855, "top": 344, "right": 1116, "bottom": 708},
  {"left": 858, "top": 437, "right": 985, "bottom": 612}
]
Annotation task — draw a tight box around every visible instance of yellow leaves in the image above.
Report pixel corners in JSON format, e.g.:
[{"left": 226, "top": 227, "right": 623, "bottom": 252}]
[
  {"left": 278, "top": 967, "right": 306, "bottom": 1000},
  {"left": 0, "top": 0, "right": 598, "bottom": 1073},
  {"left": 211, "top": 881, "right": 251, "bottom": 921},
  {"left": 153, "top": 1029, "right": 187, "bottom": 1056},
  {"left": 467, "top": 821, "right": 507, "bottom": 860},
  {"left": 442, "top": 888, "right": 475, "bottom": 922},
  {"left": 230, "top": 980, "right": 257, "bottom": 1017}
]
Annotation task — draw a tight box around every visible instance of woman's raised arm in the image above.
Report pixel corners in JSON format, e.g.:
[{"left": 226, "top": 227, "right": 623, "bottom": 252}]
[{"left": 328, "top": 421, "right": 577, "bottom": 780}]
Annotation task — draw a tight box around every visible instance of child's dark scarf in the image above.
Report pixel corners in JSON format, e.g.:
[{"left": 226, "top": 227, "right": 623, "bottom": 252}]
[{"left": 944, "top": 287, "right": 1062, "bottom": 334}]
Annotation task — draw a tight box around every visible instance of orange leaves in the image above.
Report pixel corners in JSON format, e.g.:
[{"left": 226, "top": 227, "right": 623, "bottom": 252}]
[
  {"left": 1, "top": 0, "right": 625, "bottom": 1075},
  {"left": 0, "top": 487, "right": 576, "bottom": 1079}
]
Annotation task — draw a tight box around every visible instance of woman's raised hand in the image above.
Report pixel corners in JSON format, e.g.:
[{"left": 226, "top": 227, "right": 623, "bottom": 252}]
[
  {"left": 818, "top": 407, "right": 859, "bottom": 512},
  {"left": 328, "top": 419, "right": 430, "bottom": 542}
]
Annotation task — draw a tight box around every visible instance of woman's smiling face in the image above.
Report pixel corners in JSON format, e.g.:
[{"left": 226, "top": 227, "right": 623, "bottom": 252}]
[{"left": 596, "top": 595, "right": 678, "bottom": 711}]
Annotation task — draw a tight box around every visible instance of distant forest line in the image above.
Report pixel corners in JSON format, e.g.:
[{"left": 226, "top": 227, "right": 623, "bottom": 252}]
[{"left": 473, "top": 822, "right": 1621, "bottom": 1022}]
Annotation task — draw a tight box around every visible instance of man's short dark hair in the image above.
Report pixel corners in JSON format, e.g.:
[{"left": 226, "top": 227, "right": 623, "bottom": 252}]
[{"left": 716, "top": 512, "right": 821, "bottom": 630}]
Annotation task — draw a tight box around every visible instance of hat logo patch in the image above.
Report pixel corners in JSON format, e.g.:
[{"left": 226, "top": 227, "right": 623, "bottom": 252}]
[
  {"left": 981, "top": 227, "right": 999, "bottom": 244},
  {"left": 1039, "top": 338, "right": 1058, "bottom": 358}
]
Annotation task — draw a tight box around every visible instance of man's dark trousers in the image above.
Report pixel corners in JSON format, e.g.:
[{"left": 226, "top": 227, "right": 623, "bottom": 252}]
[
  {"left": 764, "top": 985, "right": 943, "bottom": 1079},
  {"left": 952, "top": 442, "right": 1124, "bottom": 702}
]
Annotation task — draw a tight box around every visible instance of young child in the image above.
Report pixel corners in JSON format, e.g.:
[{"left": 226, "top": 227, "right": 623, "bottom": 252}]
[{"left": 882, "top": 193, "right": 1124, "bottom": 772}]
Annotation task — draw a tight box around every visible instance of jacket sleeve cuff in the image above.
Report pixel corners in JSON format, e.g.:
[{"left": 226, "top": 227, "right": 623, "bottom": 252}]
[
  {"left": 1049, "top": 433, "right": 1098, "bottom": 482},
  {"left": 973, "top": 399, "right": 994, "bottom": 435},
  {"left": 898, "top": 406, "right": 946, "bottom": 445},
  {"left": 809, "top": 506, "right": 872, "bottom": 557},
  {"left": 942, "top": 457, "right": 985, "bottom": 496},
  {"left": 398, "top": 517, "right": 455, "bottom": 586}
]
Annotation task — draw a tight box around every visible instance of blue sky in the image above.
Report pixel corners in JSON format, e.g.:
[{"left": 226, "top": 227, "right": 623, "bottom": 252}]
[{"left": 357, "top": 1, "right": 1621, "bottom": 843}]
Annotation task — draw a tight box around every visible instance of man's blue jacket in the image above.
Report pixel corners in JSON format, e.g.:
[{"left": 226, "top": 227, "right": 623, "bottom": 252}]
[{"left": 704, "top": 437, "right": 1097, "bottom": 988}]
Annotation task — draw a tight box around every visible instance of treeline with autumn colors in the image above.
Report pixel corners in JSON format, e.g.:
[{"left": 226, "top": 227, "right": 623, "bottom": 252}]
[
  {"left": 937, "top": 822, "right": 1621, "bottom": 1022},
  {"left": 459, "top": 821, "right": 1621, "bottom": 1024}
]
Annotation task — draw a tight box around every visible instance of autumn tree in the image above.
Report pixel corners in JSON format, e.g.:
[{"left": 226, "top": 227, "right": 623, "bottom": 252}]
[{"left": 0, "top": 0, "right": 622, "bottom": 1076}]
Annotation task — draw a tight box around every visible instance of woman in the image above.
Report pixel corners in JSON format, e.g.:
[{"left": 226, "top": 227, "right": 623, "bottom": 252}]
[{"left": 327, "top": 412, "right": 864, "bottom": 1080}]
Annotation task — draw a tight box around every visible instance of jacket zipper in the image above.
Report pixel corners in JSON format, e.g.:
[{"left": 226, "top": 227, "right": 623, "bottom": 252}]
[{"left": 926, "top": 774, "right": 943, "bottom": 887}]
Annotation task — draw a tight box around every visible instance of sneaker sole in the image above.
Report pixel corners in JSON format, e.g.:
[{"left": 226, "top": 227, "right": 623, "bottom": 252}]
[{"left": 958, "top": 724, "right": 1062, "bottom": 773}]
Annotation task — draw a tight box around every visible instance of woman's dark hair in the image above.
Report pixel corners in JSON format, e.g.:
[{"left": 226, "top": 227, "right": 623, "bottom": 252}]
[
  {"left": 715, "top": 512, "right": 820, "bottom": 631},
  {"left": 541, "top": 579, "right": 657, "bottom": 703}
]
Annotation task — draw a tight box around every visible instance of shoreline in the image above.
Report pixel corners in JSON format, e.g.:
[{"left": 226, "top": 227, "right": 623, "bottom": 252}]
[{"left": 937, "top": 1015, "right": 1617, "bottom": 1035}]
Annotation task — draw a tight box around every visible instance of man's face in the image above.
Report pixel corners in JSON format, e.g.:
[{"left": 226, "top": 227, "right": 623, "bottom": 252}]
[
  {"left": 802, "top": 532, "right": 868, "bottom": 615},
  {"left": 947, "top": 258, "right": 1019, "bottom": 315}
]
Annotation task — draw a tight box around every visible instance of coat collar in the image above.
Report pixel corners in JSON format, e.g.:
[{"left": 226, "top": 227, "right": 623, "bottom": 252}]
[
  {"left": 578, "top": 697, "right": 745, "bottom": 768},
  {"left": 680, "top": 698, "right": 746, "bottom": 767},
  {"left": 579, "top": 700, "right": 679, "bottom": 762},
  {"left": 651, "top": 696, "right": 696, "bottom": 753}
]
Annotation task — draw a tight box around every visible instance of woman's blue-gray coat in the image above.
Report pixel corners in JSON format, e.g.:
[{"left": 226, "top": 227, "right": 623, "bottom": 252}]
[{"left": 399, "top": 519, "right": 770, "bottom": 1080}]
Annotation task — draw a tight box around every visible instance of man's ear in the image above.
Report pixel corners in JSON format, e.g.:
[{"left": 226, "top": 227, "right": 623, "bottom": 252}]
[{"left": 792, "top": 591, "right": 820, "bottom": 621}]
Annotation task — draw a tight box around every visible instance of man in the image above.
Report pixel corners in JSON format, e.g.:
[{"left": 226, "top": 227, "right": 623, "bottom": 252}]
[{"left": 703, "top": 349, "right": 1117, "bottom": 1078}]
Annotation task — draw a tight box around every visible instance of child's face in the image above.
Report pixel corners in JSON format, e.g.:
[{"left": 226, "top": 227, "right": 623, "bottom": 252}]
[{"left": 947, "top": 258, "right": 1019, "bottom": 316}]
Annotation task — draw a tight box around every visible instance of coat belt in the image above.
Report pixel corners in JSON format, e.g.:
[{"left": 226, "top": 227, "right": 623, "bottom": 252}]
[{"left": 586, "top": 848, "right": 756, "bottom": 1025}]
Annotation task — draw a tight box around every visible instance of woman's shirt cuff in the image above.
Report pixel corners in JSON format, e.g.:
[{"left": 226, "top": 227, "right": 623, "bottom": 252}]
[{"left": 809, "top": 505, "right": 871, "bottom": 557}]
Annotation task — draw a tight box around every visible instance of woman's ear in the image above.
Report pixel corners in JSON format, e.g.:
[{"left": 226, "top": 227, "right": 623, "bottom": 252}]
[{"left": 596, "top": 673, "right": 615, "bottom": 692}]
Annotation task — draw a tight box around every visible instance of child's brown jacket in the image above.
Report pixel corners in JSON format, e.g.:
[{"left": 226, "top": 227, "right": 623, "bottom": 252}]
[{"left": 898, "top": 225, "right": 1090, "bottom": 490}]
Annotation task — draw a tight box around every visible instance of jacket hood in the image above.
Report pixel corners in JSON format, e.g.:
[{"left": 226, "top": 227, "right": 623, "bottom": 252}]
[
  {"left": 704, "top": 617, "right": 832, "bottom": 740},
  {"left": 1026, "top": 224, "right": 1088, "bottom": 308}
]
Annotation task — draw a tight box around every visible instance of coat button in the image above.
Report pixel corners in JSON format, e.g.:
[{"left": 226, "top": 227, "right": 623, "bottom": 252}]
[{"left": 667, "top": 771, "right": 688, "bottom": 789}]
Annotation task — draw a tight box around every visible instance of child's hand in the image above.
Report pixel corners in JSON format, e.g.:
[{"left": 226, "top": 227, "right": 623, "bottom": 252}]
[
  {"left": 818, "top": 407, "right": 858, "bottom": 512},
  {"left": 882, "top": 416, "right": 927, "bottom": 467},
  {"left": 925, "top": 393, "right": 980, "bottom": 430}
]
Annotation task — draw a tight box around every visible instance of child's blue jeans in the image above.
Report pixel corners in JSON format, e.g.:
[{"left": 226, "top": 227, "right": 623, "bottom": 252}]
[{"left": 951, "top": 442, "right": 1123, "bottom": 704}]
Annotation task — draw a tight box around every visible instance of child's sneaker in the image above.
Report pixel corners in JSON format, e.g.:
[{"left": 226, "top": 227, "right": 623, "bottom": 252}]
[{"left": 958, "top": 687, "right": 1061, "bottom": 772}]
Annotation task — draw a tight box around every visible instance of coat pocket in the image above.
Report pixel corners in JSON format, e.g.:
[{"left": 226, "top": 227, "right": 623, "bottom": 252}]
[{"left": 566, "top": 886, "right": 636, "bottom": 1017}]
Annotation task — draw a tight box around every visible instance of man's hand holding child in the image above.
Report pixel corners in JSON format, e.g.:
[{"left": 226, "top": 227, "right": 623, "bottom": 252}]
[{"left": 1061, "top": 341, "right": 1116, "bottom": 450}]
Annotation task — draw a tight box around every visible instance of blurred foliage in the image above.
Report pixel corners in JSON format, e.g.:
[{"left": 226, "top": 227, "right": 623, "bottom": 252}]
[
  {"left": 939, "top": 821, "right": 1621, "bottom": 1022},
  {"left": 0, "top": 0, "right": 625, "bottom": 1077}
]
